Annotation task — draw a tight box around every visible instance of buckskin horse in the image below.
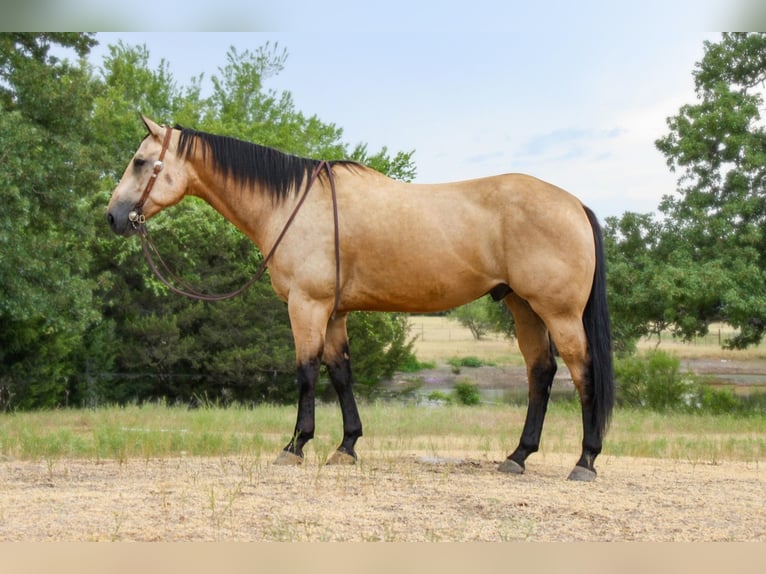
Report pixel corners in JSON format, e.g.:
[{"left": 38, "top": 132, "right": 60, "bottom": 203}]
[{"left": 107, "top": 116, "right": 614, "bottom": 481}]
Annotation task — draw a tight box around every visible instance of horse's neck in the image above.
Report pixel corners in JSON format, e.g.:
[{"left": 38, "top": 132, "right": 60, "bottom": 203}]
[{"left": 189, "top": 175, "right": 287, "bottom": 253}]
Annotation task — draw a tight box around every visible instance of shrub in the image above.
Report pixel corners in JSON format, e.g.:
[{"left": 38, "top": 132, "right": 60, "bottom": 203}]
[
  {"left": 453, "top": 381, "right": 481, "bottom": 406},
  {"left": 614, "top": 350, "right": 764, "bottom": 416},
  {"left": 426, "top": 390, "right": 453, "bottom": 405},
  {"left": 695, "top": 385, "right": 741, "bottom": 415},
  {"left": 397, "top": 355, "right": 436, "bottom": 373},
  {"left": 615, "top": 350, "right": 696, "bottom": 411}
]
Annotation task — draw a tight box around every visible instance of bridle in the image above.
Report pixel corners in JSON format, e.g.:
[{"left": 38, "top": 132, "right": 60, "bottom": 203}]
[
  {"left": 129, "top": 125, "right": 342, "bottom": 317},
  {"left": 128, "top": 125, "right": 173, "bottom": 227}
]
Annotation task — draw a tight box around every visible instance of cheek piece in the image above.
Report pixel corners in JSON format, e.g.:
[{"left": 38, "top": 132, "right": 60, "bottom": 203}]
[{"left": 129, "top": 126, "right": 173, "bottom": 229}]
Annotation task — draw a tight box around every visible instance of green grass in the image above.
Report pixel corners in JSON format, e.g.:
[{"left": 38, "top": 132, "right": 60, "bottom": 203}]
[
  {"left": 0, "top": 402, "right": 763, "bottom": 465},
  {"left": 600, "top": 408, "right": 766, "bottom": 463}
]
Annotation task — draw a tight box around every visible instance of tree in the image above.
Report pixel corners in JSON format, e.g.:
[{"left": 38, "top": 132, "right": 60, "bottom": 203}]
[
  {"left": 655, "top": 32, "right": 766, "bottom": 348},
  {"left": 449, "top": 299, "right": 495, "bottom": 340},
  {"left": 0, "top": 33, "right": 101, "bottom": 408},
  {"left": 602, "top": 213, "right": 663, "bottom": 353}
]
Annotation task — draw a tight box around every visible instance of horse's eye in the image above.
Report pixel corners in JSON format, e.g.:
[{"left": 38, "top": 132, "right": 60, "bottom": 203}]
[{"left": 133, "top": 157, "right": 147, "bottom": 168}]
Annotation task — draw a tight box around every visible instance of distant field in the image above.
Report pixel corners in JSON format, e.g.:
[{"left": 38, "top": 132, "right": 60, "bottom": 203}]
[
  {"left": 408, "top": 315, "right": 522, "bottom": 364},
  {"left": 408, "top": 315, "right": 766, "bottom": 364}
]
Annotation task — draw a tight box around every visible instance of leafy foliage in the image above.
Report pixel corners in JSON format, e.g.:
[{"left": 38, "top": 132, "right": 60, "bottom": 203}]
[
  {"left": 0, "top": 33, "right": 101, "bottom": 408},
  {"left": 448, "top": 296, "right": 516, "bottom": 342},
  {"left": 448, "top": 299, "right": 494, "bottom": 340},
  {"left": 652, "top": 33, "right": 766, "bottom": 349}
]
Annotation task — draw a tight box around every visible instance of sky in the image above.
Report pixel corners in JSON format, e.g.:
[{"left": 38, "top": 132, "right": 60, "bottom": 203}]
[{"left": 67, "top": 1, "right": 745, "bottom": 220}]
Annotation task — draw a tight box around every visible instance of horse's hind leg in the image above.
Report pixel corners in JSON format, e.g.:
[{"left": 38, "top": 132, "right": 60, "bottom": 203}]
[
  {"left": 323, "top": 313, "right": 363, "bottom": 465},
  {"left": 498, "top": 294, "right": 557, "bottom": 475},
  {"left": 546, "top": 315, "right": 601, "bottom": 482}
]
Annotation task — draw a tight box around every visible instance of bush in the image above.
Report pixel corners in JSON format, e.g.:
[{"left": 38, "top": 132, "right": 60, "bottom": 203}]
[
  {"left": 397, "top": 355, "right": 436, "bottom": 373},
  {"left": 453, "top": 381, "right": 481, "bottom": 406},
  {"left": 696, "top": 385, "right": 741, "bottom": 415},
  {"left": 615, "top": 350, "right": 697, "bottom": 411},
  {"left": 448, "top": 300, "right": 494, "bottom": 340},
  {"left": 615, "top": 349, "right": 764, "bottom": 416},
  {"left": 426, "top": 390, "right": 453, "bottom": 405}
]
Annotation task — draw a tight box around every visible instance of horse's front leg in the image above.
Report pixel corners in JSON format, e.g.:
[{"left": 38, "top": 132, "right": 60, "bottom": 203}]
[
  {"left": 323, "top": 313, "right": 362, "bottom": 465},
  {"left": 275, "top": 356, "right": 321, "bottom": 464},
  {"left": 274, "top": 296, "right": 330, "bottom": 466}
]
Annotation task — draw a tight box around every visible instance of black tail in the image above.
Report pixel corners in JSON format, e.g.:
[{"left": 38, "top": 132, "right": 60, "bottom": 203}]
[{"left": 582, "top": 206, "right": 614, "bottom": 440}]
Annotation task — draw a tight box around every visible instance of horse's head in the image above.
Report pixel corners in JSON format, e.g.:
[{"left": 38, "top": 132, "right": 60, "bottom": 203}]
[{"left": 107, "top": 115, "right": 188, "bottom": 236}]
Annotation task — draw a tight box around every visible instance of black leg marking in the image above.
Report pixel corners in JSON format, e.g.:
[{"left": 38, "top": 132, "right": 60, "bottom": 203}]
[
  {"left": 283, "top": 357, "right": 321, "bottom": 458},
  {"left": 500, "top": 353, "right": 557, "bottom": 473},
  {"left": 569, "top": 362, "right": 602, "bottom": 481},
  {"left": 326, "top": 344, "right": 363, "bottom": 460}
]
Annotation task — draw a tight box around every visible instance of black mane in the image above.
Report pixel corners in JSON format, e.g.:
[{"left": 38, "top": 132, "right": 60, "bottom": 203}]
[{"left": 175, "top": 126, "right": 357, "bottom": 201}]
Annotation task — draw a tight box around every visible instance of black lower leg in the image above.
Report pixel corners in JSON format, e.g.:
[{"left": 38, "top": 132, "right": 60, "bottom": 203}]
[
  {"left": 575, "top": 399, "right": 603, "bottom": 473},
  {"left": 284, "top": 357, "right": 321, "bottom": 458},
  {"left": 567, "top": 360, "right": 603, "bottom": 481},
  {"left": 327, "top": 344, "right": 363, "bottom": 458},
  {"left": 507, "top": 356, "right": 557, "bottom": 469}
]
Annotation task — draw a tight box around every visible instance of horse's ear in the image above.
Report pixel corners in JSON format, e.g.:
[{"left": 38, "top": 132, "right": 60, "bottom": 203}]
[{"left": 140, "top": 114, "right": 164, "bottom": 138}]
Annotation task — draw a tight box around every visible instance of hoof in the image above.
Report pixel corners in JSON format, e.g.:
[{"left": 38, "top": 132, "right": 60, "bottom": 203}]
[
  {"left": 567, "top": 465, "right": 597, "bottom": 482},
  {"left": 326, "top": 450, "right": 356, "bottom": 465},
  {"left": 273, "top": 451, "right": 303, "bottom": 466},
  {"left": 497, "top": 459, "right": 525, "bottom": 475}
]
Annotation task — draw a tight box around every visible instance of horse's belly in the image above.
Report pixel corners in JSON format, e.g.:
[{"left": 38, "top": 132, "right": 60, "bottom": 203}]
[{"left": 343, "top": 268, "right": 494, "bottom": 313}]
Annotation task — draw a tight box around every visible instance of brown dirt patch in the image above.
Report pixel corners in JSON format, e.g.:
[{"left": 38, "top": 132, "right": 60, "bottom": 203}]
[{"left": 1, "top": 452, "right": 763, "bottom": 541}]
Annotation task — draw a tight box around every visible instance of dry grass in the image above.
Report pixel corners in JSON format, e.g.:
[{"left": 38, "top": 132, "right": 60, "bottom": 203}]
[
  {"left": 0, "top": 412, "right": 763, "bottom": 541},
  {"left": 1, "top": 398, "right": 764, "bottom": 541}
]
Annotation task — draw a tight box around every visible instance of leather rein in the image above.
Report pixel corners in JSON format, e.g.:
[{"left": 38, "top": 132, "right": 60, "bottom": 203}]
[{"left": 129, "top": 126, "right": 342, "bottom": 317}]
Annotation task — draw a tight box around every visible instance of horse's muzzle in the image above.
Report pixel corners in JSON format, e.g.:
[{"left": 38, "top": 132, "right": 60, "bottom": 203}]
[{"left": 107, "top": 203, "right": 139, "bottom": 237}]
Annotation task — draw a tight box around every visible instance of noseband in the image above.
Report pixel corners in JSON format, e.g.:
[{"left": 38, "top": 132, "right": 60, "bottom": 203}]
[{"left": 129, "top": 129, "right": 341, "bottom": 315}]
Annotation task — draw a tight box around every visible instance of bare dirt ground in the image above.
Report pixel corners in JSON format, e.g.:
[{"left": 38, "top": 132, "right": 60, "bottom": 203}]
[{"left": 0, "top": 450, "right": 763, "bottom": 541}]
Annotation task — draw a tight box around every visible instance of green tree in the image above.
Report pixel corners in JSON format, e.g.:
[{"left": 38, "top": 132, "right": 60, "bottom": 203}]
[
  {"left": 448, "top": 299, "right": 496, "bottom": 340},
  {"left": 603, "top": 213, "right": 668, "bottom": 354},
  {"left": 0, "top": 33, "right": 101, "bottom": 408},
  {"left": 1, "top": 37, "right": 418, "bottom": 409},
  {"left": 655, "top": 32, "right": 766, "bottom": 348}
]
